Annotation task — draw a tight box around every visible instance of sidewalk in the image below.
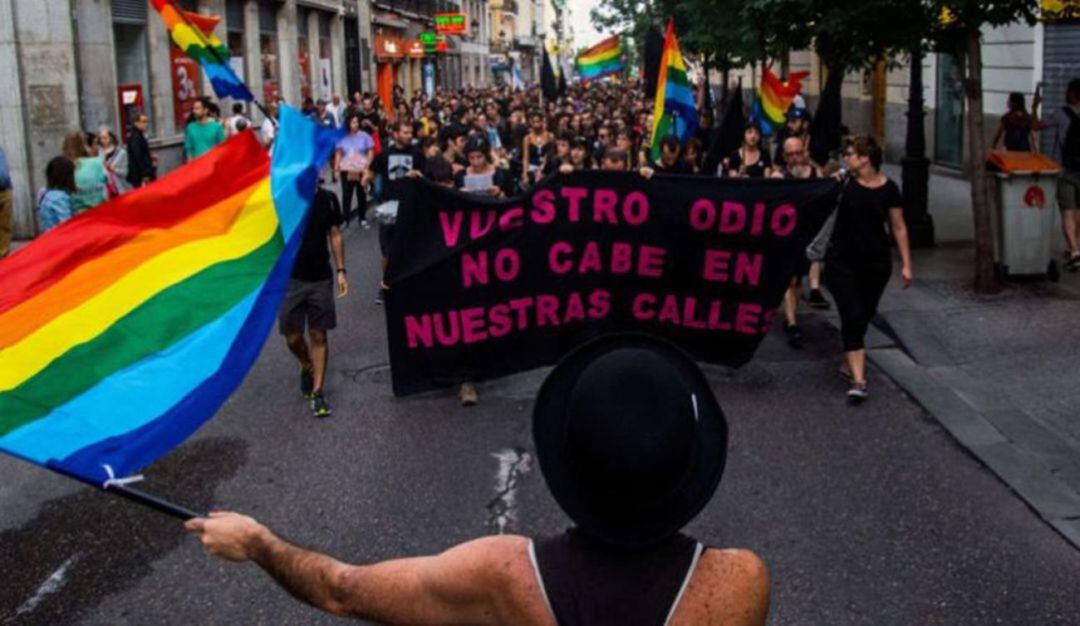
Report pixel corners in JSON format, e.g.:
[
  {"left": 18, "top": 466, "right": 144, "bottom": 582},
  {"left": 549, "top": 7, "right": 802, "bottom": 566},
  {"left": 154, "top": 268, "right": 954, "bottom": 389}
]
[{"left": 862, "top": 243, "right": 1080, "bottom": 547}]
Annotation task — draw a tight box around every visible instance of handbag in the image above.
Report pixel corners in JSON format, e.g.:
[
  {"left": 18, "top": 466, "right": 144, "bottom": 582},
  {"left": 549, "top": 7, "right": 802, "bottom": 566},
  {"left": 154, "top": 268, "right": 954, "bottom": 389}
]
[{"left": 806, "top": 177, "right": 849, "bottom": 262}]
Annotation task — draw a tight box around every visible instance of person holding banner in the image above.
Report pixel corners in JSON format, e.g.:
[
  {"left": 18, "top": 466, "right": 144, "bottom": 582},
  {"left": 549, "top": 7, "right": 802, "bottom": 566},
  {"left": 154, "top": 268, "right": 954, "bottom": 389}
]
[
  {"left": 455, "top": 137, "right": 513, "bottom": 198},
  {"left": 185, "top": 335, "right": 770, "bottom": 625},
  {"left": 827, "top": 136, "right": 913, "bottom": 404},
  {"left": 725, "top": 123, "right": 772, "bottom": 179},
  {"left": 371, "top": 120, "right": 425, "bottom": 305}
]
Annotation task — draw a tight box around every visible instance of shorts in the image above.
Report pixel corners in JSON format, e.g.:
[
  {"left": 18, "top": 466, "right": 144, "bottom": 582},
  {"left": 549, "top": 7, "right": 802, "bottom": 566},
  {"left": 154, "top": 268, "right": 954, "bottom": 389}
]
[
  {"left": 278, "top": 279, "right": 336, "bottom": 334},
  {"left": 379, "top": 222, "right": 396, "bottom": 258},
  {"left": 1059, "top": 170, "right": 1080, "bottom": 212}
]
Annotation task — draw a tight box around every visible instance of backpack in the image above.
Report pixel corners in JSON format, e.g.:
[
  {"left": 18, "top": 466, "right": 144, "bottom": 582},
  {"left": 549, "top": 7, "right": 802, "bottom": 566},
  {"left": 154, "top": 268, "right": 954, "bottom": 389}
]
[{"left": 1063, "top": 107, "right": 1080, "bottom": 171}]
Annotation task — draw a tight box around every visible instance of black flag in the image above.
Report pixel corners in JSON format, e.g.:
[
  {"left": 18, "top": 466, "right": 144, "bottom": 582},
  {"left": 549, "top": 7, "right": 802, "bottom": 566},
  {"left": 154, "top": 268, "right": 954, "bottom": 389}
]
[
  {"left": 810, "top": 69, "right": 844, "bottom": 166},
  {"left": 541, "top": 49, "right": 558, "bottom": 102},
  {"left": 704, "top": 79, "right": 745, "bottom": 175},
  {"left": 558, "top": 64, "right": 568, "bottom": 96},
  {"left": 643, "top": 26, "right": 665, "bottom": 100}
]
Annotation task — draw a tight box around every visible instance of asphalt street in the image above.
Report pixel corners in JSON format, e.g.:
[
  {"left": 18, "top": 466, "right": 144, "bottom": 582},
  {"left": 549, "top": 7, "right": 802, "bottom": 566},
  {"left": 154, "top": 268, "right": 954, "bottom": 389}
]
[{"left": 3, "top": 223, "right": 1080, "bottom": 626}]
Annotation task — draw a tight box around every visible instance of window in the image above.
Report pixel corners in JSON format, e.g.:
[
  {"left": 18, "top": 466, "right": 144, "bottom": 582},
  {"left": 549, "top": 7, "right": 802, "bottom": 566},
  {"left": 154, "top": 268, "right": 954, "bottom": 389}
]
[
  {"left": 112, "top": 0, "right": 154, "bottom": 136},
  {"left": 298, "top": 7, "right": 312, "bottom": 101},
  {"left": 226, "top": 0, "right": 246, "bottom": 82},
  {"left": 259, "top": 1, "right": 280, "bottom": 103},
  {"left": 318, "top": 13, "right": 333, "bottom": 101}
]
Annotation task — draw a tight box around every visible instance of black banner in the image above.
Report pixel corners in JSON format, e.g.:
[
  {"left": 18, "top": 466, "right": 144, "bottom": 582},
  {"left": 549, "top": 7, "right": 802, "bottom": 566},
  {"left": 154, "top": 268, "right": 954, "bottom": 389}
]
[{"left": 386, "top": 172, "right": 838, "bottom": 396}]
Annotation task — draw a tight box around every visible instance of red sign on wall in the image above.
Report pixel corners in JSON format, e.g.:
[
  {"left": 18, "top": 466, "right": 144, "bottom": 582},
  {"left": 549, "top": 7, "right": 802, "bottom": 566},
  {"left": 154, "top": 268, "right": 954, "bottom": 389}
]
[
  {"left": 170, "top": 46, "right": 202, "bottom": 128},
  {"left": 434, "top": 13, "right": 468, "bottom": 35}
]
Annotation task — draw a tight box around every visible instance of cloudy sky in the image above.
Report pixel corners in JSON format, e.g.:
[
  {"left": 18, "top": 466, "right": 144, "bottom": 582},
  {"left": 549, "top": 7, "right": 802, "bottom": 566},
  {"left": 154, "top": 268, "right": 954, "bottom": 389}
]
[{"left": 568, "top": 0, "right": 606, "bottom": 48}]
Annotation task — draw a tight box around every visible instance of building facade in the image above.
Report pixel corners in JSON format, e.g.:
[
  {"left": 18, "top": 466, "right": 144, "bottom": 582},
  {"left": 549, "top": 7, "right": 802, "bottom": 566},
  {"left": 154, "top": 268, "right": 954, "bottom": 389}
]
[{"left": 1, "top": 0, "right": 377, "bottom": 239}]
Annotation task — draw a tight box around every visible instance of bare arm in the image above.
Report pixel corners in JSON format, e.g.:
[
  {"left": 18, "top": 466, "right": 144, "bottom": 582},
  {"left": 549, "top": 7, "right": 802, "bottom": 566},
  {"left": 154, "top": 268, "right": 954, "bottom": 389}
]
[
  {"left": 186, "top": 512, "right": 529, "bottom": 624},
  {"left": 329, "top": 226, "right": 347, "bottom": 297},
  {"left": 889, "top": 207, "right": 913, "bottom": 288}
]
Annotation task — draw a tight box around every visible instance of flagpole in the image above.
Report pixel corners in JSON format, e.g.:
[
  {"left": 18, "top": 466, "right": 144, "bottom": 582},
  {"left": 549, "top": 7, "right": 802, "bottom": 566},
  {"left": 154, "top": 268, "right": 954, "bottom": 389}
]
[
  {"left": 47, "top": 462, "right": 204, "bottom": 521},
  {"left": 165, "top": 0, "right": 274, "bottom": 124}
]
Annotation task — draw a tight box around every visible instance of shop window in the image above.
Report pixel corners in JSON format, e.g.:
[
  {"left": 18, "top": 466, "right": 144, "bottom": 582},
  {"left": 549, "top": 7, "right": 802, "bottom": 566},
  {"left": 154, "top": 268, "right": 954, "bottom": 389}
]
[
  {"left": 318, "top": 13, "right": 333, "bottom": 101},
  {"left": 259, "top": 1, "right": 280, "bottom": 103},
  {"left": 112, "top": 0, "right": 154, "bottom": 137}
]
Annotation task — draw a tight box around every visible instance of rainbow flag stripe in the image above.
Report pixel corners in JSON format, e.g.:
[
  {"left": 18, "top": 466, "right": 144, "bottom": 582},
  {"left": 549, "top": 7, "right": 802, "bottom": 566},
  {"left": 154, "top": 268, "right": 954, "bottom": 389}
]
[
  {"left": 752, "top": 68, "right": 808, "bottom": 135},
  {"left": 649, "top": 19, "right": 698, "bottom": 162},
  {"left": 0, "top": 107, "right": 339, "bottom": 484},
  {"left": 577, "top": 36, "right": 625, "bottom": 81},
  {"left": 152, "top": 0, "right": 254, "bottom": 102}
]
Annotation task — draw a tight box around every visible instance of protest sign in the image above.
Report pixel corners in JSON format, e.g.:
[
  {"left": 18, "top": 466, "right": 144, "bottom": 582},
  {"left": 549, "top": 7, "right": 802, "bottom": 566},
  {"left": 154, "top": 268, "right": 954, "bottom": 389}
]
[{"left": 386, "top": 171, "right": 838, "bottom": 396}]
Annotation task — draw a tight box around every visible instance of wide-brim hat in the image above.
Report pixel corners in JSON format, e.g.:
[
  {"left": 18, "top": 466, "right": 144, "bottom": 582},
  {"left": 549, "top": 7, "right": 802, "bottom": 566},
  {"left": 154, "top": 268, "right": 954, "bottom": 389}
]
[{"left": 533, "top": 333, "right": 728, "bottom": 549}]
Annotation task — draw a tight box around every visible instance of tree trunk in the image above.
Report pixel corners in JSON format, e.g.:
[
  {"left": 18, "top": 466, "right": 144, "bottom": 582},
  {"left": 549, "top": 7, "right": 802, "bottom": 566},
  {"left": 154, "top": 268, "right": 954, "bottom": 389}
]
[{"left": 964, "top": 29, "right": 1000, "bottom": 293}]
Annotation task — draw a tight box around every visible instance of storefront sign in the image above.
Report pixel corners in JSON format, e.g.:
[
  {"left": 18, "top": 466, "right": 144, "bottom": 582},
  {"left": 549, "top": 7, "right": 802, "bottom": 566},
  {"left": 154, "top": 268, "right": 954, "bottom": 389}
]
[
  {"left": 407, "top": 40, "right": 426, "bottom": 58},
  {"left": 384, "top": 173, "right": 838, "bottom": 396},
  {"left": 117, "top": 84, "right": 144, "bottom": 143},
  {"left": 170, "top": 46, "right": 202, "bottom": 128},
  {"left": 375, "top": 35, "right": 404, "bottom": 60},
  {"left": 434, "top": 13, "right": 468, "bottom": 35}
]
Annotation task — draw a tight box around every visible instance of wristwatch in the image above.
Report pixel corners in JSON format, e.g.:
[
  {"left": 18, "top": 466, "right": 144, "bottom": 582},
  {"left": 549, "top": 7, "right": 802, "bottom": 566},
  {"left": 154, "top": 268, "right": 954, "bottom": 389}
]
[{"left": 336, "top": 268, "right": 347, "bottom": 275}]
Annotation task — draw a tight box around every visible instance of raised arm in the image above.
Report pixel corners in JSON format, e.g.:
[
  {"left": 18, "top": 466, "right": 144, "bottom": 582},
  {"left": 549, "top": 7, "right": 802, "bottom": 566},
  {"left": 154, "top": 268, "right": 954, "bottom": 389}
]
[{"left": 186, "top": 512, "right": 536, "bottom": 625}]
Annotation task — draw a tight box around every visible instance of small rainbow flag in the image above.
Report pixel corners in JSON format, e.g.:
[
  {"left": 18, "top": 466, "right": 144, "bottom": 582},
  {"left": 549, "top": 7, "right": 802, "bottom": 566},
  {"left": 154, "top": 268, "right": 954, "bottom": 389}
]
[
  {"left": 152, "top": 0, "right": 254, "bottom": 102},
  {"left": 649, "top": 19, "right": 698, "bottom": 162},
  {"left": 0, "top": 107, "right": 338, "bottom": 485},
  {"left": 576, "top": 36, "right": 625, "bottom": 81},
  {"left": 752, "top": 67, "right": 809, "bottom": 136}
]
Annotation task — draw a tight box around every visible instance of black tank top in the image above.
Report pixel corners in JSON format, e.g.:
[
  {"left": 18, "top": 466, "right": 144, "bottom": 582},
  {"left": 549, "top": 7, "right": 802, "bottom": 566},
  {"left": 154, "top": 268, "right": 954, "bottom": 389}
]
[{"left": 530, "top": 529, "right": 703, "bottom": 626}]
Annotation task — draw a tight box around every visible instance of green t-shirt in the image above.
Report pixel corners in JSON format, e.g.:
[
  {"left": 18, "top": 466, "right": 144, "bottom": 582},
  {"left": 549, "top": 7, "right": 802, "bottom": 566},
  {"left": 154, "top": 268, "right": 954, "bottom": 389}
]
[
  {"left": 72, "top": 157, "right": 108, "bottom": 213},
  {"left": 184, "top": 119, "right": 226, "bottom": 160}
]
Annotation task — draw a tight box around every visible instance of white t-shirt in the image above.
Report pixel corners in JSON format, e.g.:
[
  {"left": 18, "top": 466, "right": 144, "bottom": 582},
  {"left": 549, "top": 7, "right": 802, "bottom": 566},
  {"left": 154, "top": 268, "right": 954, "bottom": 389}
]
[
  {"left": 226, "top": 115, "right": 252, "bottom": 136},
  {"left": 260, "top": 117, "right": 277, "bottom": 147}
]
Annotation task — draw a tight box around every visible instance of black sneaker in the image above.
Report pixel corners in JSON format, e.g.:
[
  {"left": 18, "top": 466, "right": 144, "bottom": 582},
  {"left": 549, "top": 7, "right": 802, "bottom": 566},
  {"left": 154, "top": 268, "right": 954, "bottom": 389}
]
[
  {"left": 375, "top": 288, "right": 385, "bottom": 305},
  {"left": 1066, "top": 253, "right": 1080, "bottom": 273},
  {"left": 300, "top": 365, "right": 315, "bottom": 400},
  {"left": 847, "top": 382, "right": 869, "bottom": 405},
  {"left": 310, "top": 392, "right": 332, "bottom": 418},
  {"left": 784, "top": 323, "right": 804, "bottom": 349},
  {"left": 807, "top": 289, "right": 831, "bottom": 310}
]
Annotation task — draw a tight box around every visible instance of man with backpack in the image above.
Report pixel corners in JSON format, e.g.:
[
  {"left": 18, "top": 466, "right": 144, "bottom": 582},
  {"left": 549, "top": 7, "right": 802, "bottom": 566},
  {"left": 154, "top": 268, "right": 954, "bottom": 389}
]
[{"left": 1044, "top": 79, "right": 1080, "bottom": 271}]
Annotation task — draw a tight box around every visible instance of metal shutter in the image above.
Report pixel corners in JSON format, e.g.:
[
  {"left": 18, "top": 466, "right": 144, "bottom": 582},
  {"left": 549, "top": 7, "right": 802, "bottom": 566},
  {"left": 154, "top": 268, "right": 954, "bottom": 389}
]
[
  {"left": 1041, "top": 23, "right": 1080, "bottom": 153},
  {"left": 111, "top": 0, "right": 147, "bottom": 24},
  {"left": 259, "top": 1, "right": 277, "bottom": 33}
]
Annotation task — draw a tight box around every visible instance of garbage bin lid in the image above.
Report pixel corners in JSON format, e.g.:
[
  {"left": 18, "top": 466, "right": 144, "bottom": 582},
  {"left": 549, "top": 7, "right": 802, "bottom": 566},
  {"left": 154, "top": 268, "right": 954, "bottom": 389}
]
[{"left": 987, "top": 150, "right": 1062, "bottom": 174}]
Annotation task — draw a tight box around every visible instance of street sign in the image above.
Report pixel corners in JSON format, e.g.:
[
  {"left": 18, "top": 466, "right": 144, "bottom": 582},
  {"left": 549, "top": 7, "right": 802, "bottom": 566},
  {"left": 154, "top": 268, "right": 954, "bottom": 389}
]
[{"left": 434, "top": 12, "right": 468, "bottom": 35}]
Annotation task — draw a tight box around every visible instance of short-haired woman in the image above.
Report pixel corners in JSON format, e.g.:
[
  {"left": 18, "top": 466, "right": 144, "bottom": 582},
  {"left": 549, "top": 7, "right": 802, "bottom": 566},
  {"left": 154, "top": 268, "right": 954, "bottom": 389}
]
[{"left": 827, "top": 136, "right": 913, "bottom": 404}]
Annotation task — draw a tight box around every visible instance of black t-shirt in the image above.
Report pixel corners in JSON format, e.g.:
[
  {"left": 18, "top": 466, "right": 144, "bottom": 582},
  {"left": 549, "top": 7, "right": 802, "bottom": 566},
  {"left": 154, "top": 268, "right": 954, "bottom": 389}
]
[
  {"left": 292, "top": 188, "right": 343, "bottom": 281},
  {"left": 655, "top": 160, "right": 694, "bottom": 175},
  {"left": 828, "top": 178, "right": 903, "bottom": 264},
  {"left": 372, "top": 144, "right": 426, "bottom": 202},
  {"left": 727, "top": 148, "right": 771, "bottom": 178}
]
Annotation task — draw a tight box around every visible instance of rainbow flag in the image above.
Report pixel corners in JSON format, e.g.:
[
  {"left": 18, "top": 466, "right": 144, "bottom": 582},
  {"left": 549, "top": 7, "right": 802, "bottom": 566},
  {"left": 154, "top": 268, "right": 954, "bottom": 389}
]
[
  {"left": 0, "top": 107, "right": 339, "bottom": 485},
  {"left": 751, "top": 68, "right": 809, "bottom": 136},
  {"left": 152, "top": 0, "right": 254, "bottom": 102},
  {"left": 576, "top": 36, "right": 625, "bottom": 81},
  {"left": 649, "top": 19, "right": 698, "bottom": 162}
]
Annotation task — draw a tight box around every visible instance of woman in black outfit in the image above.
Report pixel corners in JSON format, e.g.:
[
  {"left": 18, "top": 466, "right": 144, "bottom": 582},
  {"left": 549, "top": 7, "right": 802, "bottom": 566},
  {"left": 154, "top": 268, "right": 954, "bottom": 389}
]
[
  {"left": 827, "top": 136, "right": 913, "bottom": 404},
  {"left": 724, "top": 122, "right": 772, "bottom": 178}
]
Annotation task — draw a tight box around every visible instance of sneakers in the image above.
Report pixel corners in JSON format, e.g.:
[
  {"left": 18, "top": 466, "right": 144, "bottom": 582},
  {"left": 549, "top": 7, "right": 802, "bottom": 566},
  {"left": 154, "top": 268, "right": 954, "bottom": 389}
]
[
  {"left": 361, "top": 219, "right": 371, "bottom": 230},
  {"left": 375, "top": 288, "right": 385, "bottom": 305},
  {"left": 310, "top": 391, "right": 332, "bottom": 418},
  {"left": 1065, "top": 252, "right": 1080, "bottom": 273},
  {"left": 846, "top": 382, "right": 869, "bottom": 405},
  {"left": 784, "top": 323, "right": 804, "bottom": 350},
  {"left": 300, "top": 365, "right": 315, "bottom": 400},
  {"left": 459, "top": 382, "right": 479, "bottom": 407},
  {"left": 807, "top": 289, "right": 831, "bottom": 310}
]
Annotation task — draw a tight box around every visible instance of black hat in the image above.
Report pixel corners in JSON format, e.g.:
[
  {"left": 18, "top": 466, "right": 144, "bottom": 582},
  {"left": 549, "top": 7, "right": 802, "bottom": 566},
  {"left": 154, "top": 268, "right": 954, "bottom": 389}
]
[{"left": 533, "top": 333, "right": 728, "bottom": 549}]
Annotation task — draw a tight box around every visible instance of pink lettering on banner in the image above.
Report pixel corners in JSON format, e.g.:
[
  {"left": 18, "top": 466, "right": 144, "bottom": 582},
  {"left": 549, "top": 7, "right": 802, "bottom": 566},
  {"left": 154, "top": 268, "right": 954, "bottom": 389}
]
[
  {"left": 508, "top": 297, "right": 535, "bottom": 328},
  {"left": 750, "top": 203, "right": 766, "bottom": 236},
  {"left": 469, "top": 210, "right": 497, "bottom": 239},
  {"left": 493, "top": 249, "right": 520, "bottom": 282},
  {"left": 434, "top": 312, "right": 461, "bottom": 345},
  {"left": 703, "top": 250, "right": 763, "bottom": 286},
  {"left": 564, "top": 293, "right": 586, "bottom": 322},
  {"left": 719, "top": 201, "right": 746, "bottom": 234},
  {"left": 593, "top": 189, "right": 619, "bottom": 224},
  {"left": 772, "top": 204, "right": 797, "bottom": 237},
  {"left": 735, "top": 303, "right": 763, "bottom": 336},
  {"left": 531, "top": 189, "right": 556, "bottom": 224},
  {"left": 489, "top": 304, "right": 513, "bottom": 337},
  {"left": 579, "top": 242, "right": 603, "bottom": 274},
  {"left": 588, "top": 290, "right": 612, "bottom": 318},
  {"left": 681, "top": 297, "right": 707, "bottom": 329},
  {"left": 499, "top": 206, "right": 524, "bottom": 230},
  {"left": 689, "top": 198, "right": 715, "bottom": 231},
  {"left": 439, "top": 211, "right": 465, "bottom": 247},
  {"left": 460, "top": 307, "right": 488, "bottom": 344},
  {"left": 624, "top": 191, "right": 649, "bottom": 225},
  {"left": 633, "top": 293, "right": 657, "bottom": 320},
  {"left": 536, "top": 295, "right": 561, "bottom": 327},
  {"left": 549, "top": 242, "right": 573, "bottom": 274},
  {"left": 561, "top": 186, "right": 589, "bottom": 222},
  {"left": 405, "top": 315, "right": 434, "bottom": 349},
  {"left": 703, "top": 249, "right": 732, "bottom": 282},
  {"left": 462, "top": 252, "right": 487, "bottom": 287},
  {"left": 735, "top": 253, "right": 763, "bottom": 286},
  {"left": 658, "top": 296, "right": 680, "bottom": 324},
  {"left": 638, "top": 246, "right": 666, "bottom": 278},
  {"left": 610, "top": 242, "right": 632, "bottom": 274}
]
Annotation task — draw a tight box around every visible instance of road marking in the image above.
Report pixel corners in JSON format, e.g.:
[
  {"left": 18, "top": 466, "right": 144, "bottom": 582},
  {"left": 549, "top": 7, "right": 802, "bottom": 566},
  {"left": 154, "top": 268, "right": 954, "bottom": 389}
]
[
  {"left": 487, "top": 448, "right": 532, "bottom": 534},
  {"left": 16, "top": 554, "right": 79, "bottom": 616}
]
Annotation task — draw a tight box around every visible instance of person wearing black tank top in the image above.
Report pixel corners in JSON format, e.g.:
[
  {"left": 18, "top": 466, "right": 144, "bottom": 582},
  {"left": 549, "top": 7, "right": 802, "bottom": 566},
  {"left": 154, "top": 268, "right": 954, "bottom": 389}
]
[{"left": 185, "top": 335, "right": 770, "bottom": 625}]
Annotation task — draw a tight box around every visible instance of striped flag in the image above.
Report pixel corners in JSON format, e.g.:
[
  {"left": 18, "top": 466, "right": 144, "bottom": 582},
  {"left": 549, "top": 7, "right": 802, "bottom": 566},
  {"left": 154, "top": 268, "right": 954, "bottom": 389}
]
[
  {"left": 576, "top": 36, "right": 625, "bottom": 82},
  {"left": 649, "top": 19, "right": 698, "bottom": 162},
  {"left": 751, "top": 68, "right": 808, "bottom": 136},
  {"left": 151, "top": 0, "right": 254, "bottom": 102},
  {"left": 0, "top": 107, "right": 339, "bottom": 484}
]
